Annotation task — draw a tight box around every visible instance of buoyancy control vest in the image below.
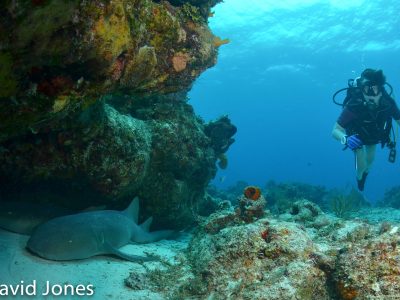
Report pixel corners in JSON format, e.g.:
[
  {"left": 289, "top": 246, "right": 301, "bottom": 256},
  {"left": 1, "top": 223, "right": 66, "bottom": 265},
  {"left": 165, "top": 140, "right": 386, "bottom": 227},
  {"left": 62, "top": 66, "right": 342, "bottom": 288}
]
[
  {"left": 344, "top": 88, "right": 393, "bottom": 146},
  {"left": 333, "top": 80, "right": 397, "bottom": 162}
]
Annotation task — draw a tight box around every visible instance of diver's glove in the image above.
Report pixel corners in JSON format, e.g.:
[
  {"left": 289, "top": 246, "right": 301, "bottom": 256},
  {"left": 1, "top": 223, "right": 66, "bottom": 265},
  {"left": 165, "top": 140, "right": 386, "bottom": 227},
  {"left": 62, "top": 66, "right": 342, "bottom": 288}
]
[{"left": 343, "top": 134, "right": 363, "bottom": 150}]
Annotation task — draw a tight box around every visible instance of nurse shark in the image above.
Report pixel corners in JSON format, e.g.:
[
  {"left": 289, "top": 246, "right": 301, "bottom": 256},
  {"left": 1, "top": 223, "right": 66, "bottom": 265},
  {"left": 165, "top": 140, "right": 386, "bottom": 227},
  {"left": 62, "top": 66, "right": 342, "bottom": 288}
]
[{"left": 26, "top": 197, "right": 175, "bottom": 262}]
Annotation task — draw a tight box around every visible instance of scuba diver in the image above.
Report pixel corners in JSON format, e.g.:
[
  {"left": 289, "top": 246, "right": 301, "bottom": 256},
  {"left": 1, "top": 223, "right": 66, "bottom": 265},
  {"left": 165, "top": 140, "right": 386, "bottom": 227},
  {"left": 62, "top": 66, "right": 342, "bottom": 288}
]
[{"left": 332, "top": 68, "right": 400, "bottom": 191}]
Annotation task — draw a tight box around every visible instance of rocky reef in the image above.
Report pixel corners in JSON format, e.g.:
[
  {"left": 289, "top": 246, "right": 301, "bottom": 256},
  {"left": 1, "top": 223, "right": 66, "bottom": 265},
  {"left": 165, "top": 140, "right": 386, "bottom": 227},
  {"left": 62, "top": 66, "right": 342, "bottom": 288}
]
[
  {"left": 125, "top": 193, "right": 400, "bottom": 299},
  {"left": 0, "top": 0, "right": 235, "bottom": 228},
  {"left": 378, "top": 185, "right": 400, "bottom": 209}
]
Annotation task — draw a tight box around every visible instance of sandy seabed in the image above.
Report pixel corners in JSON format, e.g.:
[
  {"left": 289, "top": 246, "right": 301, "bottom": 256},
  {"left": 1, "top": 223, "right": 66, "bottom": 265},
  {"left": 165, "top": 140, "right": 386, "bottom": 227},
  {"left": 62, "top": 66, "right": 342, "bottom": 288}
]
[{"left": 0, "top": 229, "right": 188, "bottom": 299}]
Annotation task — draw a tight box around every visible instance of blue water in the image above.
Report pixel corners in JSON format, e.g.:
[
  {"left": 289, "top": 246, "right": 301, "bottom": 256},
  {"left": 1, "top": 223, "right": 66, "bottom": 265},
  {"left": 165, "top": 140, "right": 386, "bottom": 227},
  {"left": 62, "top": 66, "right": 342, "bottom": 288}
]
[{"left": 189, "top": 0, "right": 400, "bottom": 203}]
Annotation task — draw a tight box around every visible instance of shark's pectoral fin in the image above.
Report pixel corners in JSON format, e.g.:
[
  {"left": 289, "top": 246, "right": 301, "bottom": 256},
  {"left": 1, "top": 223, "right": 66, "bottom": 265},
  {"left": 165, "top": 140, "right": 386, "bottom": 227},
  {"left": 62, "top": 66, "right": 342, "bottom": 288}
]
[{"left": 103, "top": 243, "right": 158, "bottom": 263}]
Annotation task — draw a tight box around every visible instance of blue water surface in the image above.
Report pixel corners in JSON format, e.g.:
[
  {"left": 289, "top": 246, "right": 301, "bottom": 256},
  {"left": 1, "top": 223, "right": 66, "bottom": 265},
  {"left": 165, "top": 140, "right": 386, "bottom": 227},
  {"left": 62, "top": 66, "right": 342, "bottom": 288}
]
[{"left": 189, "top": 0, "right": 400, "bottom": 202}]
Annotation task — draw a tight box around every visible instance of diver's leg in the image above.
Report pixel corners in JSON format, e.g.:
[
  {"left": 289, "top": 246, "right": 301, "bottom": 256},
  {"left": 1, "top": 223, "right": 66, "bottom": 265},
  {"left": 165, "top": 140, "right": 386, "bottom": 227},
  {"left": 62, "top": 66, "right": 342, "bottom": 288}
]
[
  {"left": 355, "top": 147, "right": 367, "bottom": 180},
  {"left": 364, "top": 144, "right": 377, "bottom": 171},
  {"left": 355, "top": 145, "right": 376, "bottom": 191},
  {"left": 355, "top": 147, "right": 367, "bottom": 191}
]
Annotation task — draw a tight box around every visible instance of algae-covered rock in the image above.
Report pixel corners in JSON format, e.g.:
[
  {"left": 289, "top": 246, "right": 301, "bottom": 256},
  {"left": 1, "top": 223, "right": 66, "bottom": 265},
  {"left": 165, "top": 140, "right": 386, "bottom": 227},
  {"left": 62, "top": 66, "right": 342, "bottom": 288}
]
[
  {"left": 123, "top": 197, "right": 400, "bottom": 299},
  {"left": 333, "top": 232, "right": 400, "bottom": 299},
  {"left": 280, "top": 199, "right": 332, "bottom": 229},
  {"left": 0, "top": 0, "right": 231, "bottom": 227},
  {"left": 182, "top": 201, "right": 395, "bottom": 299},
  {"left": 204, "top": 115, "right": 237, "bottom": 155},
  {"left": 0, "top": 93, "right": 233, "bottom": 227},
  {"left": 0, "top": 102, "right": 152, "bottom": 202},
  {"left": 182, "top": 219, "right": 329, "bottom": 299},
  {"left": 0, "top": 0, "right": 221, "bottom": 142}
]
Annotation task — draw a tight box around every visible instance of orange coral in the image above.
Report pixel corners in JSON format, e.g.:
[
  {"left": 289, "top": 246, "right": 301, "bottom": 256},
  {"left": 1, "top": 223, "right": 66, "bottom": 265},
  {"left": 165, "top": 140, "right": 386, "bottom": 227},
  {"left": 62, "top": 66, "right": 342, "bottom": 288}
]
[
  {"left": 213, "top": 36, "right": 230, "bottom": 47},
  {"left": 172, "top": 52, "right": 189, "bottom": 72},
  {"left": 337, "top": 282, "right": 358, "bottom": 300},
  {"left": 244, "top": 186, "right": 261, "bottom": 201}
]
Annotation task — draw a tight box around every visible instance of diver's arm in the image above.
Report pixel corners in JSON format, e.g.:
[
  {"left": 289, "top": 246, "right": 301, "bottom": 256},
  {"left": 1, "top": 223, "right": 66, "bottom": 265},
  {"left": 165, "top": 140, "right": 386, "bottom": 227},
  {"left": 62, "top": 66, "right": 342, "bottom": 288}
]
[{"left": 332, "top": 122, "right": 347, "bottom": 144}]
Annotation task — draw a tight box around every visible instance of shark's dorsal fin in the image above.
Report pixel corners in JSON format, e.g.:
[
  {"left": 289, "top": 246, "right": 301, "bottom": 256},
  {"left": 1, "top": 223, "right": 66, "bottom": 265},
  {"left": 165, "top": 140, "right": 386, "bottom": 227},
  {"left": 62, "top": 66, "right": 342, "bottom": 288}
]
[
  {"left": 140, "top": 217, "right": 153, "bottom": 232},
  {"left": 123, "top": 197, "right": 139, "bottom": 223}
]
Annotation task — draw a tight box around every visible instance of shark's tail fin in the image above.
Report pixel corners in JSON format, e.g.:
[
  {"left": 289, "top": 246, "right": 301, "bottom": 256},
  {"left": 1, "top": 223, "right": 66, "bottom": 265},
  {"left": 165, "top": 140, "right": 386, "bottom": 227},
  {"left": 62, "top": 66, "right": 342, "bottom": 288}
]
[
  {"left": 104, "top": 243, "right": 158, "bottom": 262},
  {"left": 140, "top": 217, "right": 153, "bottom": 232},
  {"left": 132, "top": 230, "right": 179, "bottom": 244},
  {"left": 151, "top": 230, "right": 178, "bottom": 242}
]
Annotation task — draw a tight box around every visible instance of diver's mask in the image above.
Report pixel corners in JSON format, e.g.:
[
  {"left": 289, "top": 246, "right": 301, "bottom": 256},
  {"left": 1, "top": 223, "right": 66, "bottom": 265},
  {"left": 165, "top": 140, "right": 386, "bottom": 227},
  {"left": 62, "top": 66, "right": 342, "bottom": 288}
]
[
  {"left": 363, "top": 85, "right": 381, "bottom": 96},
  {"left": 363, "top": 84, "right": 381, "bottom": 97},
  {"left": 361, "top": 80, "right": 381, "bottom": 110}
]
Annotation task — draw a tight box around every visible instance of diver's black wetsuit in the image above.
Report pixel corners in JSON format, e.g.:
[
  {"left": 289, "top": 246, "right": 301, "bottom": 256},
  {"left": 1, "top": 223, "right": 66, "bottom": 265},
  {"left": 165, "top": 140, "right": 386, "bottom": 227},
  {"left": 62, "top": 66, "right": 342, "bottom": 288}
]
[{"left": 337, "top": 91, "right": 400, "bottom": 145}]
